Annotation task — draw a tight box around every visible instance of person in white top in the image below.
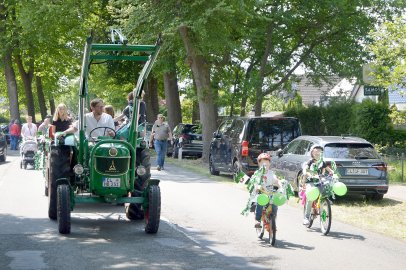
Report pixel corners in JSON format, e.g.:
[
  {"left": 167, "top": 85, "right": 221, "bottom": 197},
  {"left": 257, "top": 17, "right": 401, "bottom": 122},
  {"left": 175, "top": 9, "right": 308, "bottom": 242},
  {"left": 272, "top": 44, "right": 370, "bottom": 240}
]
[
  {"left": 254, "top": 153, "right": 282, "bottom": 228},
  {"left": 62, "top": 98, "right": 115, "bottom": 138},
  {"left": 21, "top": 116, "right": 38, "bottom": 140}
]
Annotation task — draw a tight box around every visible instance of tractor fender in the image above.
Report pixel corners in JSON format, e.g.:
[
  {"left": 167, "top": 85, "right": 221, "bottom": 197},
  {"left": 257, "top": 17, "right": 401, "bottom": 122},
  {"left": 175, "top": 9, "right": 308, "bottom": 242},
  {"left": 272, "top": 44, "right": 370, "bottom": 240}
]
[{"left": 56, "top": 178, "right": 70, "bottom": 187}]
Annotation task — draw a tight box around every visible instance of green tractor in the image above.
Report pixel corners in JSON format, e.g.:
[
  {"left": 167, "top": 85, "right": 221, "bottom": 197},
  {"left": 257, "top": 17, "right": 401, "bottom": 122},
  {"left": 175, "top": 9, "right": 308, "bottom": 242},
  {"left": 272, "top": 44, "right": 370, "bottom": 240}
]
[{"left": 45, "top": 30, "right": 162, "bottom": 234}]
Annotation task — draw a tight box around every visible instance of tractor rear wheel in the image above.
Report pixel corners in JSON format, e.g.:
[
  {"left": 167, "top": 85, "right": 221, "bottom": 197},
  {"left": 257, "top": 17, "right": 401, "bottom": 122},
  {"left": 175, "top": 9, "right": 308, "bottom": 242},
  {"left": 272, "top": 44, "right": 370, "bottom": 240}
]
[
  {"left": 48, "top": 146, "right": 71, "bottom": 220},
  {"left": 125, "top": 148, "right": 151, "bottom": 220},
  {"left": 57, "top": 184, "right": 71, "bottom": 234},
  {"left": 144, "top": 185, "right": 161, "bottom": 234},
  {"left": 136, "top": 148, "right": 151, "bottom": 189}
]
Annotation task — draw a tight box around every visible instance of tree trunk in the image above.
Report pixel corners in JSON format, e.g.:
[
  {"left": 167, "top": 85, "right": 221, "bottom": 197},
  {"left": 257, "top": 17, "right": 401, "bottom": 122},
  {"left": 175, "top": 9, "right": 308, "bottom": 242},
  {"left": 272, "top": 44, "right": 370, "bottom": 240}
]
[
  {"left": 3, "top": 49, "right": 20, "bottom": 121},
  {"left": 49, "top": 98, "right": 55, "bottom": 116},
  {"left": 191, "top": 79, "right": 200, "bottom": 123},
  {"left": 145, "top": 76, "right": 159, "bottom": 123},
  {"left": 15, "top": 54, "right": 36, "bottom": 122},
  {"left": 35, "top": 76, "right": 48, "bottom": 120},
  {"left": 163, "top": 65, "right": 182, "bottom": 130},
  {"left": 240, "top": 94, "right": 248, "bottom": 117},
  {"left": 179, "top": 25, "right": 217, "bottom": 162},
  {"left": 254, "top": 23, "right": 274, "bottom": 116}
]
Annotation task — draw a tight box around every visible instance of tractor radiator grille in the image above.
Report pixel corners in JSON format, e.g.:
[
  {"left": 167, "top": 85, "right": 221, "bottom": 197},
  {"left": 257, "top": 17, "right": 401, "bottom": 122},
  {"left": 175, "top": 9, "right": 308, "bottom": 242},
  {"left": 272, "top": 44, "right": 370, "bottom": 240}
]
[{"left": 94, "top": 156, "right": 130, "bottom": 175}]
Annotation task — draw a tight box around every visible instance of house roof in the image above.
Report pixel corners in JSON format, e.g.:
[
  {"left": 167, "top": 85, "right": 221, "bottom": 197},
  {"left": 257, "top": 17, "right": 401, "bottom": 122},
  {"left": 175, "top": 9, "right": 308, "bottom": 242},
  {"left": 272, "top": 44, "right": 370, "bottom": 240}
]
[{"left": 294, "top": 75, "right": 346, "bottom": 105}]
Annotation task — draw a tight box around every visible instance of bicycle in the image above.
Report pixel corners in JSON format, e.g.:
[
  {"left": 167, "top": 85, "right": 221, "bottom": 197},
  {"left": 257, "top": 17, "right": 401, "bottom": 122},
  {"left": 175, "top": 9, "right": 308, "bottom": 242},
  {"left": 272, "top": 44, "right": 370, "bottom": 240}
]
[
  {"left": 302, "top": 174, "right": 337, "bottom": 235},
  {"left": 255, "top": 188, "right": 286, "bottom": 246}
]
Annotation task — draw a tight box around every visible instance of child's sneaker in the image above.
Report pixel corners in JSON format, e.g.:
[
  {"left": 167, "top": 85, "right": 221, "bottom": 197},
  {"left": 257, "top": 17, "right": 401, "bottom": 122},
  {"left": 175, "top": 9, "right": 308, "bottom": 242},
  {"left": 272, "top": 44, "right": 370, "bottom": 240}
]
[{"left": 303, "top": 218, "right": 310, "bottom": 225}]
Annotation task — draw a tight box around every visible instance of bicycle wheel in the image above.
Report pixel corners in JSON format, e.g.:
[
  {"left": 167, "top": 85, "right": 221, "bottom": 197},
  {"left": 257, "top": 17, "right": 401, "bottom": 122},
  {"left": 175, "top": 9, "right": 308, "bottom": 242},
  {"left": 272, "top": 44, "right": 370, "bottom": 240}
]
[
  {"left": 303, "top": 200, "right": 314, "bottom": 228},
  {"left": 319, "top": 198, "right": 332, "bottom": 235},
  {"left": 256, "top": 219, "right": 265, "bottom": 239},
  {"left": 269, "top": 214, "right": 277, "bottom": 246}
]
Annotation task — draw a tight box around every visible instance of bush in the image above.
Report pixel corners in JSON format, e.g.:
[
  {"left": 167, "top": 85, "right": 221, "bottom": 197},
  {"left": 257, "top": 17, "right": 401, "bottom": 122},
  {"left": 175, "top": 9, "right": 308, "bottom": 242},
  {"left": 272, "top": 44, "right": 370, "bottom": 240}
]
[
  {"left": 350, "top": 99, "right": 392, "bottom": 145},
  {"left": 324, "top": 101, "right": 355, "bottom": 136},
  {"left": 284, "top": 105, "right": 325, "bottom": 135}
]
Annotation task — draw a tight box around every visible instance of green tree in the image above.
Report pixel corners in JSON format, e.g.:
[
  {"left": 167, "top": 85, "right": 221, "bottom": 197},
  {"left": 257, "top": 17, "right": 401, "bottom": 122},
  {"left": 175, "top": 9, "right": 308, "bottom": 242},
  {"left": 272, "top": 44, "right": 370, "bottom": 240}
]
[
  {"left": 367, "top": 17, "right": 406, "bottom": 88},
  {"left": 350, "top": 99, "right": 392, "bottom": 145}
]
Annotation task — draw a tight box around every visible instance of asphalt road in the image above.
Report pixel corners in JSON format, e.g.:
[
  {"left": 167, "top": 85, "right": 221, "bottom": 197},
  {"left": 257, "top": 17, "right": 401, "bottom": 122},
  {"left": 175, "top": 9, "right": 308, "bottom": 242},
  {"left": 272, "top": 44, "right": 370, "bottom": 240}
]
[{"left": 1, "top": 150, "right": 406, "bottom": 270}]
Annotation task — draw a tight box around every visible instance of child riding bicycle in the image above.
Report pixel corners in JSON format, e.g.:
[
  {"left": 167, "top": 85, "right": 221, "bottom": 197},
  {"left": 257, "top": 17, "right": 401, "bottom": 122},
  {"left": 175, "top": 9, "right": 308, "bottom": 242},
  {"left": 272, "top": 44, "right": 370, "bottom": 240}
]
[
  {"left": 252, "top": 153, "right": 283, "bottom": 228},
  {"left": 302, "top": 145, "right": 333, "bottom": 225}
]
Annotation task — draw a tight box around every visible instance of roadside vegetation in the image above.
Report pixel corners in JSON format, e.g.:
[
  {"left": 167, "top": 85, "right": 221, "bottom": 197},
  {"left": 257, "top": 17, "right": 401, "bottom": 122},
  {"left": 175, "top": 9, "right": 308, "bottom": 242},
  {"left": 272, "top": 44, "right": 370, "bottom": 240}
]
[{"left": 164, "top": 155, "right": 406, "bottom": 242}]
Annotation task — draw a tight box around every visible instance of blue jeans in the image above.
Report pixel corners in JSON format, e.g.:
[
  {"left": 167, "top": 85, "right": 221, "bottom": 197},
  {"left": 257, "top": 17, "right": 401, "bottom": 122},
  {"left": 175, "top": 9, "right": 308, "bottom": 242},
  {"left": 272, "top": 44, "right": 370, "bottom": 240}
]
[
  {"left": 255, "top": 203, "right": 278, "bottom": 222},
  {"left": 10, "top": 135, "right": 19, "bottom": 150},
  {"left": 154, "top": 140, "right": 168, "bottom": 168}
]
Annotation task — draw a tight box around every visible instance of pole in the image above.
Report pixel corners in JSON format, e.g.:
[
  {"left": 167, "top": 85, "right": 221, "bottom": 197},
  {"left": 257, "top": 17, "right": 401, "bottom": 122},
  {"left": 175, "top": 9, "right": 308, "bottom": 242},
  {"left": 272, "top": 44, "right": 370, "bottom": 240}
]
[{"left": 401, "top": 153, "right": 405, "bottom": 182}]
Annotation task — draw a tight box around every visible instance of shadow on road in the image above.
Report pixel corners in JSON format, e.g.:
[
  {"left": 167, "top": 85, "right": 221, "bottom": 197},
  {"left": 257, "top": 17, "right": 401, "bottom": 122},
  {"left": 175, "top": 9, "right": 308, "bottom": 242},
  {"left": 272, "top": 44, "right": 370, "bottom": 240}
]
[
  {"left": 0, "top": 212, "right": 270, "bottom": 270},
  {"left": 261, "top": 239, "right": 315, "bottom": 250},
  {"left": 305, "top": 227, "right": 365, "bottom": 241}
]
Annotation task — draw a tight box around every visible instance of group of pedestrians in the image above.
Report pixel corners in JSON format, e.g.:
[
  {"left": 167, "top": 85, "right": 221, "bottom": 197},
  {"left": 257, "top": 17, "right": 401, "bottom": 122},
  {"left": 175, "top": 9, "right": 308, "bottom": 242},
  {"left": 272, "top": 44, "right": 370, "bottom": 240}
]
[
  {"left": 7, "top": 90, "right": 170, "bottom": 172},
  {"left": 9, "top": 116, "right": 40, "bottom": 150}
]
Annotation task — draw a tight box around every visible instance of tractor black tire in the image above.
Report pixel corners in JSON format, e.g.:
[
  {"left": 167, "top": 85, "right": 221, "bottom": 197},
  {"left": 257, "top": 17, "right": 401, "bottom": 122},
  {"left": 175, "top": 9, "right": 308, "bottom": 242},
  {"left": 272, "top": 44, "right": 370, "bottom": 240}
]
[
  {"left": 126, "top": 203, "right": 144, "bottom": 220},
  {"left": 48, "top": 146, "right": 71, "bottom": 220},
  {"left": 126, "top": 148, "right": 151, "bottom": 220},
  {"left": 136, "top": 148, "right": 151, "bottom": 190},
  {"left": 57, "top": 184, "right": 71, "bottom": 234},
  {"left": 144, "top": 185, "right": 161, "bottom": 234}
]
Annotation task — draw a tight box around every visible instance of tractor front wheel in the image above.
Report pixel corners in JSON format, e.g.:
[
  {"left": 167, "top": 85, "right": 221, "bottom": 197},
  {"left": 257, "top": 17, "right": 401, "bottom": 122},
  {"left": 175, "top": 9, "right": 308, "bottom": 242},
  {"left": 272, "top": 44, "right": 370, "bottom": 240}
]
[
  {"left": 57, "top": 184, "right": 71, "bottom": 234},
  {"left": 144, "top": 185, "right": 161, "bottom": 234}
]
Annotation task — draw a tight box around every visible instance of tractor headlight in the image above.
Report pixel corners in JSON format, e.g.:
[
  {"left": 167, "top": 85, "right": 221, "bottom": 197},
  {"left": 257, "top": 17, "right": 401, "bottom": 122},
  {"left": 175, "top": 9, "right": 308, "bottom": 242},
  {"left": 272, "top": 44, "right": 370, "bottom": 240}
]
[
  {"left": 109, "top": 147, "right": 118, "bottom": 156},
  {"left": 136, "top": 166, "right": 146, "bottom": 176},
  {"left": 73, "top": 164, "right": 84, "bottom": 175}
]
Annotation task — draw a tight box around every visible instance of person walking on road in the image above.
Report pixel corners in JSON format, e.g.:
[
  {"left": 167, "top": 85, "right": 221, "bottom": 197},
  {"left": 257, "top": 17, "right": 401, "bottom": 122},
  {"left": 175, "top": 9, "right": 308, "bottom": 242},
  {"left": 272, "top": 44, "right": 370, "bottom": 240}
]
[
  {"left": 10, "top": 119, "right": 21, "bottom": 150},
  {"left": 21, "top": 116, "right": 37, "bottom": 140},
  {"left": 149, "top": 114, "right": 172, "bottom": 171}
]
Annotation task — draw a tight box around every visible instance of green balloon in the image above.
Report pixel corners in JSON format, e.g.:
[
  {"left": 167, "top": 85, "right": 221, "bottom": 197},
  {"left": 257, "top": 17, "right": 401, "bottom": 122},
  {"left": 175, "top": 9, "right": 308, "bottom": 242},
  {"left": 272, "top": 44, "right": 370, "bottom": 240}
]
[
  {"left": 333, "top": 182, "right": 348, "bottom": 196},
  {"left": 272, "top": 192, "right": 287, "bottom": 206},
  {"left": 306, "top": 185, "right": 320, "bottom": 201},
  {"left": 257, "top": 194, "right": 270, "bottom": 206}
]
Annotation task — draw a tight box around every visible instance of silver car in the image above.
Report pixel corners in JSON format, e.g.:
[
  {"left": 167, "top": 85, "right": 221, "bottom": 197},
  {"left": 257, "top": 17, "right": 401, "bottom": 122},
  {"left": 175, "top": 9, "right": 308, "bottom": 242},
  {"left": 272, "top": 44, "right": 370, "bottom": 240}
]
[{"left": 271, "top": 136, "right": 388, "bottom": 200}]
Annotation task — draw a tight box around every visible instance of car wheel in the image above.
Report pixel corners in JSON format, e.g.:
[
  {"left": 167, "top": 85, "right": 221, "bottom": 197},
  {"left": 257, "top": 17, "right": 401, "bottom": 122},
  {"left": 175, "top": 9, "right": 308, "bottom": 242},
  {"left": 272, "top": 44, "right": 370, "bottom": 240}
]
[
  {"left": 232, "top": 160, "right": 241, "bottom": 179},
  {"left": 0, "top": 148, "right": 6, "bottom": 162},
  {"left": 172, "top": 145, "right": 178, "bottom": 159},
  {"left": 372, "top": 194, "right": 384, "bottom": 201},
  {"left": 209, "top": 155, "right": 220, "bottom": 176}
]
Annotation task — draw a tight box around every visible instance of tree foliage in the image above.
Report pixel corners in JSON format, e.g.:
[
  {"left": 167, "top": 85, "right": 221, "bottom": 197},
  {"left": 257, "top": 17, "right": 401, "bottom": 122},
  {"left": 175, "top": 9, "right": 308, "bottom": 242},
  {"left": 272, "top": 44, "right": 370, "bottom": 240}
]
[{"left": 367, "top": 17, "right": 406, "bottom": 88}]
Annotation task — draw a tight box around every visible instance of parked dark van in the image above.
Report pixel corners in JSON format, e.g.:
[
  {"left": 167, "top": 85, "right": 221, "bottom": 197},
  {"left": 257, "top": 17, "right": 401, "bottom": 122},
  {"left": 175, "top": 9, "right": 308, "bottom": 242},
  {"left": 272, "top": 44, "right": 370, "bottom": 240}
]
[{"left": 209, "top": 117, "right": 301, "bottom": 176}]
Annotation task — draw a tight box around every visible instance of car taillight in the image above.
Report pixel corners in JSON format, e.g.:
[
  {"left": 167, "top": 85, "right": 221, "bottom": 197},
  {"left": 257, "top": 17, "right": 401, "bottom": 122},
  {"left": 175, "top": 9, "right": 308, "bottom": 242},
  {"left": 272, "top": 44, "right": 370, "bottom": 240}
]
[
  {"left": 241, "top": 140, "right": 249, "bottom": 157},
  {"left": 372, "top": 163, "right": 387, "bottom": 172}
]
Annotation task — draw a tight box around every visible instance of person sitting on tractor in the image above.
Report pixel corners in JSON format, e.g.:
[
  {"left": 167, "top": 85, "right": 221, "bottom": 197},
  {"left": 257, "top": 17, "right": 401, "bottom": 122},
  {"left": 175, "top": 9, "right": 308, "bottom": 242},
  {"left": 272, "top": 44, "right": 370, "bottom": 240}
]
[{"left": 62, "top": 98, "right": 115, "bottom": 138}]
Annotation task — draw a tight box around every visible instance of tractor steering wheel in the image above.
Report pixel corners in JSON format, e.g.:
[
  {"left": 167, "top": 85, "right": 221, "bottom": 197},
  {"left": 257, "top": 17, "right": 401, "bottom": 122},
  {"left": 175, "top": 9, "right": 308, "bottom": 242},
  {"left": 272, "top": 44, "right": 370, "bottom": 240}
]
[{"left": 89, "top": 127, "right": 116, "bottom": 141}]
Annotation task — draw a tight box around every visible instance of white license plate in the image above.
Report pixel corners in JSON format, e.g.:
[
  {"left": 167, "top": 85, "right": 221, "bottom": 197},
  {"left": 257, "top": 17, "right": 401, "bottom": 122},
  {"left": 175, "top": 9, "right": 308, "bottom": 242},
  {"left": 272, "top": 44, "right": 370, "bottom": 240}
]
[
  {"left": 192, "top": 140, "right": 203, "bottom": 144},
  {"left": 102, "top": 178, "right": 121, "bottom": 187},
  {"left": 346, "top": 168, "right": 369, "bottom": 175}
]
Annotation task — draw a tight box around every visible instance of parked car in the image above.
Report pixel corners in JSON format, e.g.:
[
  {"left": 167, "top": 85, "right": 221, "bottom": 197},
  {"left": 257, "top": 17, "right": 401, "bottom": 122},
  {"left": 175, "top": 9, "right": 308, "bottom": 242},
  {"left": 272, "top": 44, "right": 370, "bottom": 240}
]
[
  {"left": 0, "top": 129, "right": 7, "bottom": 162},
  {"left": 209, "top": 117, "right": 301, "bottom": 176},
  {"left": 167, "top": 123, "right": 203, "bottom": 158},
  {"left": 143, "top": 122, "right": 154, "bottom": 148},
  {"left": 0, "top": 124, "right": 10, "bottom": 145},
  {"left": 271, "top": 135, "right": 388, "bottom": 200}
]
